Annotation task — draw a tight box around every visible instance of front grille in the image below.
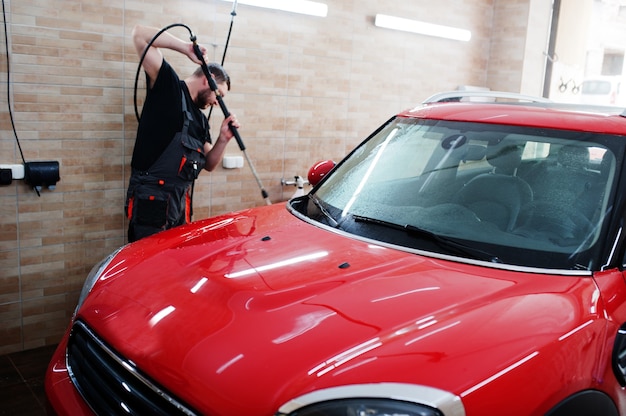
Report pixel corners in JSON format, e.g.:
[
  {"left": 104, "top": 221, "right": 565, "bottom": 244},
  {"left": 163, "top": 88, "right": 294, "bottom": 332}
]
[{"left": 67, "top": 320, "right": 198, "bottom": 416}]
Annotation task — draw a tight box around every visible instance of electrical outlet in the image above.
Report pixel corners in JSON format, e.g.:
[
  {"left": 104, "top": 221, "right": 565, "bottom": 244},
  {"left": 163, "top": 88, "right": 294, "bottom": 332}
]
[
  {"left": 0, "top": 164, "right": 25, "bottom": 180},
  {"left": 222, "top": 155, "right": 244, "bottom": 169}
]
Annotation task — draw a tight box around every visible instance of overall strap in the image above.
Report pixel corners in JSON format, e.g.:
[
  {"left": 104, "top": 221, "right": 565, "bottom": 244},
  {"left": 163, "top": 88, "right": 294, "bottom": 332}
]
[
  {"left": 180, "top": 84, "right": 209, "bottom": 139},
  {"left": 180, "top": 87, "right": 192, "bottom": 136}
]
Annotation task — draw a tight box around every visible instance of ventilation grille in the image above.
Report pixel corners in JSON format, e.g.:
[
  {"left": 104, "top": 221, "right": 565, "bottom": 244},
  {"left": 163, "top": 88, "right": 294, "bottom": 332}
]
[{"left": 67, "top": 320, "right": 198, "bottom": 416}]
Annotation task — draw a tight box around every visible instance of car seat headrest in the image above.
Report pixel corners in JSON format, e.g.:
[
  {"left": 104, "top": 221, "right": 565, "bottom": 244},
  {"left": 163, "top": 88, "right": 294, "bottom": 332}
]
[
  {"left": 557, "top": 145, "right": 589, "bottom": 170},
  {"left": 486, "top": 144, "right": 523, "bottom": 174}
]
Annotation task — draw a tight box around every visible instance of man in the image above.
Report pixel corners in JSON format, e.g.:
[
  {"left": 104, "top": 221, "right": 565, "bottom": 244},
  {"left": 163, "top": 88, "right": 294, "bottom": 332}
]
[{"left": 125, "top": 24, "right": 240, "bottom": 242}]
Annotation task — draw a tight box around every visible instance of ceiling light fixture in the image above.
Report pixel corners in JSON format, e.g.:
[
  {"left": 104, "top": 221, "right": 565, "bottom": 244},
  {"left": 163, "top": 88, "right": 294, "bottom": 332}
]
[
  {"left": 220, "top": 0, "right": 328, "bottom": 17},
  {"left": 374, "top": 14, "right": 471, "bottom": 42}
]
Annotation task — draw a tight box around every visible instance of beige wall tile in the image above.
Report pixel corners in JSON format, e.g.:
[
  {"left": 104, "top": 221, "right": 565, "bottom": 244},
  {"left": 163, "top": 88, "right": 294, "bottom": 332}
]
[{"left": 0, "top": 0, "right": 548, "bottom": 353}]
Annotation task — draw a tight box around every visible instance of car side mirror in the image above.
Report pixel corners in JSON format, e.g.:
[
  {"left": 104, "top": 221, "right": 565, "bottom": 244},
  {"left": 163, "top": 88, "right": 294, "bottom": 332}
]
[{"left": 307, "top": 160, "right": 335, "bottom": 186}]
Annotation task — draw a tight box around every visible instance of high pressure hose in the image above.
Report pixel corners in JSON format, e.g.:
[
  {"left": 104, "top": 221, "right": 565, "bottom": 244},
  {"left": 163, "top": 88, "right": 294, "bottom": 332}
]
[
  {"left": 133, "top": 23, "right": 190, "bottom": 123},
  {"left": 208, "top": 0, "right": 237, "bottom": 122},
  {"left": 132, "top": 21, "right": 271, "bottom": 205}
]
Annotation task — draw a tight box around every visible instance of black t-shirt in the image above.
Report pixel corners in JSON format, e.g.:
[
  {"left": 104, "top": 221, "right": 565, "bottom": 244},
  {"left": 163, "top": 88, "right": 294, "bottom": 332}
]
[{"left": 131, "top": 60, "right": 210, "bottom": 172}]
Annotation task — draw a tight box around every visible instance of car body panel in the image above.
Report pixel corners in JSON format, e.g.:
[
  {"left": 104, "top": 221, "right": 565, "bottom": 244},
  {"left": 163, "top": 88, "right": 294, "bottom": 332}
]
[
  {"left": 46, "top": 97, "right": 626, "bottom": 415},
  {"left": 409, "top": 102, "right": 626, "bottom": 135},
  {"left": 47, "top": 203, "right": 624, "bottom": 415}
]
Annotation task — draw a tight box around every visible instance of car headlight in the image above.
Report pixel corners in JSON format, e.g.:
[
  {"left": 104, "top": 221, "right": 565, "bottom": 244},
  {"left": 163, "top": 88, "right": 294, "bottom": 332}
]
[
  {"left": 276, "top": 384, "right": 465, "bottom": 416},
  {"left": 281, "top": 398, "right": 442, "bottom": 416},
  {"left": 74, "top": 247, "right": 124, "bottom": 315}
]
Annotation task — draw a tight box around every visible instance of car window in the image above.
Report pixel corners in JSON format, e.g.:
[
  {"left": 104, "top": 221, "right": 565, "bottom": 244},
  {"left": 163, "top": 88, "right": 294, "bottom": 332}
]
[
  {"left": 304, "top": 118, "right": 622, "bottom": 270},
  {"left": 582, "top": 80, "right": 613, "bottom": 95}
]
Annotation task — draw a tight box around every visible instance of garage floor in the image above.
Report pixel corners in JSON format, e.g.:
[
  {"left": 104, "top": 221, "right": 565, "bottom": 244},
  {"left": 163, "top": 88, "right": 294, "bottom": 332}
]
[{"left": 0, "top": 345, "right": 56, "bottom": 415}]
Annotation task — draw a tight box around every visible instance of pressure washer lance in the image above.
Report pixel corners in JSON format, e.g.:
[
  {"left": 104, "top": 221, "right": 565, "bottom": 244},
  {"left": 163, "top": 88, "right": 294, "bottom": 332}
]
[{"left": 190, "top": 34, "right": 271, "bottom": 205}]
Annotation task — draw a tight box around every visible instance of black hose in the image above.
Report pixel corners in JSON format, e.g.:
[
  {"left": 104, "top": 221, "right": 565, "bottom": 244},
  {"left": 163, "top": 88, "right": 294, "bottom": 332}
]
[
  {"left": 2, "top": 0, "right": 26, "bottom": 165},
  {"left": 2, "top": 0, "right": 39, "bottom": 195},
  {"left": 133, "top": 23, "right": 194, "bottom": 122},
  {"left": 208, "top": 0, "right": 237, "bottom": 122}
]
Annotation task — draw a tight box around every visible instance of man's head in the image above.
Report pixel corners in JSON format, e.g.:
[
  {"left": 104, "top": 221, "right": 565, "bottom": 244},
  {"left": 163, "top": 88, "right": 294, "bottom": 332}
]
[{"left": 193, "top": 63, "right": 231, "bottom": 109}]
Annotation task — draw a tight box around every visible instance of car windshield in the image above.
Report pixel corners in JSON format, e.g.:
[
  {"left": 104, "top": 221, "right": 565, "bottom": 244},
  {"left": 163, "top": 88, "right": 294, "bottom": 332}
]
[{"left": 291, "top": 117, "right": 624, "bottom": 270}]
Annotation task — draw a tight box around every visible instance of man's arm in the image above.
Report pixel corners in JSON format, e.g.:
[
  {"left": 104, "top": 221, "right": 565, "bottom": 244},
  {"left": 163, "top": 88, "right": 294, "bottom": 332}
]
[
  {"left": 132, "top": 24, "right": 208, "bottom": 87},
  {"left": 203, "top": 115, "right": 240, "bottom": 172}
]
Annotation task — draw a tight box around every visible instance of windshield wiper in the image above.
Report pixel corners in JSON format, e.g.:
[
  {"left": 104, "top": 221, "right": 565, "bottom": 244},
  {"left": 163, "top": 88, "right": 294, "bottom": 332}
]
[
  {"left": 352, "top": 214, "right": 502, "bottom": 263},
  {"left": 309, "top": 194, "right": 339, "bottom": 228}
]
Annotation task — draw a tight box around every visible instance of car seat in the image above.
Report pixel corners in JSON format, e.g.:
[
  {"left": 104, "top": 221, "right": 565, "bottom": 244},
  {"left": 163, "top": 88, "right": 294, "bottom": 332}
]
[
  {"left": 514, "top": 145, "right": 601, "bottom": 243},
  {"left": 456, "top": 143, "right": 532, "bottom": 231}
]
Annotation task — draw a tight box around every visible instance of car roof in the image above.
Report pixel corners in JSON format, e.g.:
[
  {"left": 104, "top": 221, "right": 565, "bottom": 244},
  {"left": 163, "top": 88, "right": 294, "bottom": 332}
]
[{"left": 399, "top": 91, "right": 626, "bottom": 136}]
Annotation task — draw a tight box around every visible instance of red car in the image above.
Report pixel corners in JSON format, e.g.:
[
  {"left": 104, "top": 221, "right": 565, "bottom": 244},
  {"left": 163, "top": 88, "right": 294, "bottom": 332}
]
[{"left": 46, "top": 91, "right": 626, "bottom": 415}]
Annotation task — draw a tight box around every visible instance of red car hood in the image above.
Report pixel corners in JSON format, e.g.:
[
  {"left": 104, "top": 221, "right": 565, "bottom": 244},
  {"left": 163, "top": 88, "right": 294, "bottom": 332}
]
[{"left": 79, "top": 203, "right": 604, "bottom": 415}]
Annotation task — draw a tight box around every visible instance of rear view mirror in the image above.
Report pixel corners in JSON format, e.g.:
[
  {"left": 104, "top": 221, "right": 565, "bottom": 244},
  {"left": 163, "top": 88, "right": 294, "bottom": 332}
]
[{"left": 307, "top": 160, "right": 335, "bottom": 186}]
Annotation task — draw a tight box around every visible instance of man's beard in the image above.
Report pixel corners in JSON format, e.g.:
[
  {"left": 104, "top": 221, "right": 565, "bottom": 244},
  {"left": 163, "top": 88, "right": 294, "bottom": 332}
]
[{"left": 196, "top": 88, "right": 213, "bottom": 109}]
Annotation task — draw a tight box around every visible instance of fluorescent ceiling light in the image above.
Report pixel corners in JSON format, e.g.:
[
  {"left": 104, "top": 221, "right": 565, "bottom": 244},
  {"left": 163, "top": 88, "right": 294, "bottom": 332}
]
[
  {"left": 221, "top": 0, "right": 328, "bottom": 17},
  {"left": 374, "top": 14, "right": 471, "bottom": 42}
]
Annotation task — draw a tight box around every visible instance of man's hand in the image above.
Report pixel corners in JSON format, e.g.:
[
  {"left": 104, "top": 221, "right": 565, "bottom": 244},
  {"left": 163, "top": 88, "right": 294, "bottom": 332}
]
[
  {"left": 204, "top": 114, "right": 241, "bottom": 172},
  {"left": 186, "top": 42, "right": 208, "bottom": 66},
  {"left": 133, "top": 24, "right": 210, "bottom": 85},
  {"left": 219, "top": 114, "right": 240, "bottom": 143}
]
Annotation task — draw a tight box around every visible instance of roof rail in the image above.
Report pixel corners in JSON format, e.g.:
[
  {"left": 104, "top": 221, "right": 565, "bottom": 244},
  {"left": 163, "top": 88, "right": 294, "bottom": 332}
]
[
  {"left": 420, "top": 90, "right": 626, "bottom": 117},
  {"left": 423, "top": 90, "right": 552, "bottom": 104}
]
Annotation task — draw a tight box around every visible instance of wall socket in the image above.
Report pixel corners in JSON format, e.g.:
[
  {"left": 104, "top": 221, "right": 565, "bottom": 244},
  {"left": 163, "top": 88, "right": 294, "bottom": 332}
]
[
  {"left": 222, "top": 155, "right": 244, "bottom": 169},
  {"left": 0, "top": 164, "right": 25, "bottom": 180}
]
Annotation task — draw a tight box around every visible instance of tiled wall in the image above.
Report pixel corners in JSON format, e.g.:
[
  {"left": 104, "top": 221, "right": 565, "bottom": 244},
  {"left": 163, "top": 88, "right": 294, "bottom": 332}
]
[{"left": 0, "top": 0, "right": 546, "bottom": 353}]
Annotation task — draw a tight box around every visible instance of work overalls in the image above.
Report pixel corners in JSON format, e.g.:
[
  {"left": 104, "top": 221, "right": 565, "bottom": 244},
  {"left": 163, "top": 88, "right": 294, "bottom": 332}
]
[{"left": 125, "top": 93, "right": 207, "bottom": 241}]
